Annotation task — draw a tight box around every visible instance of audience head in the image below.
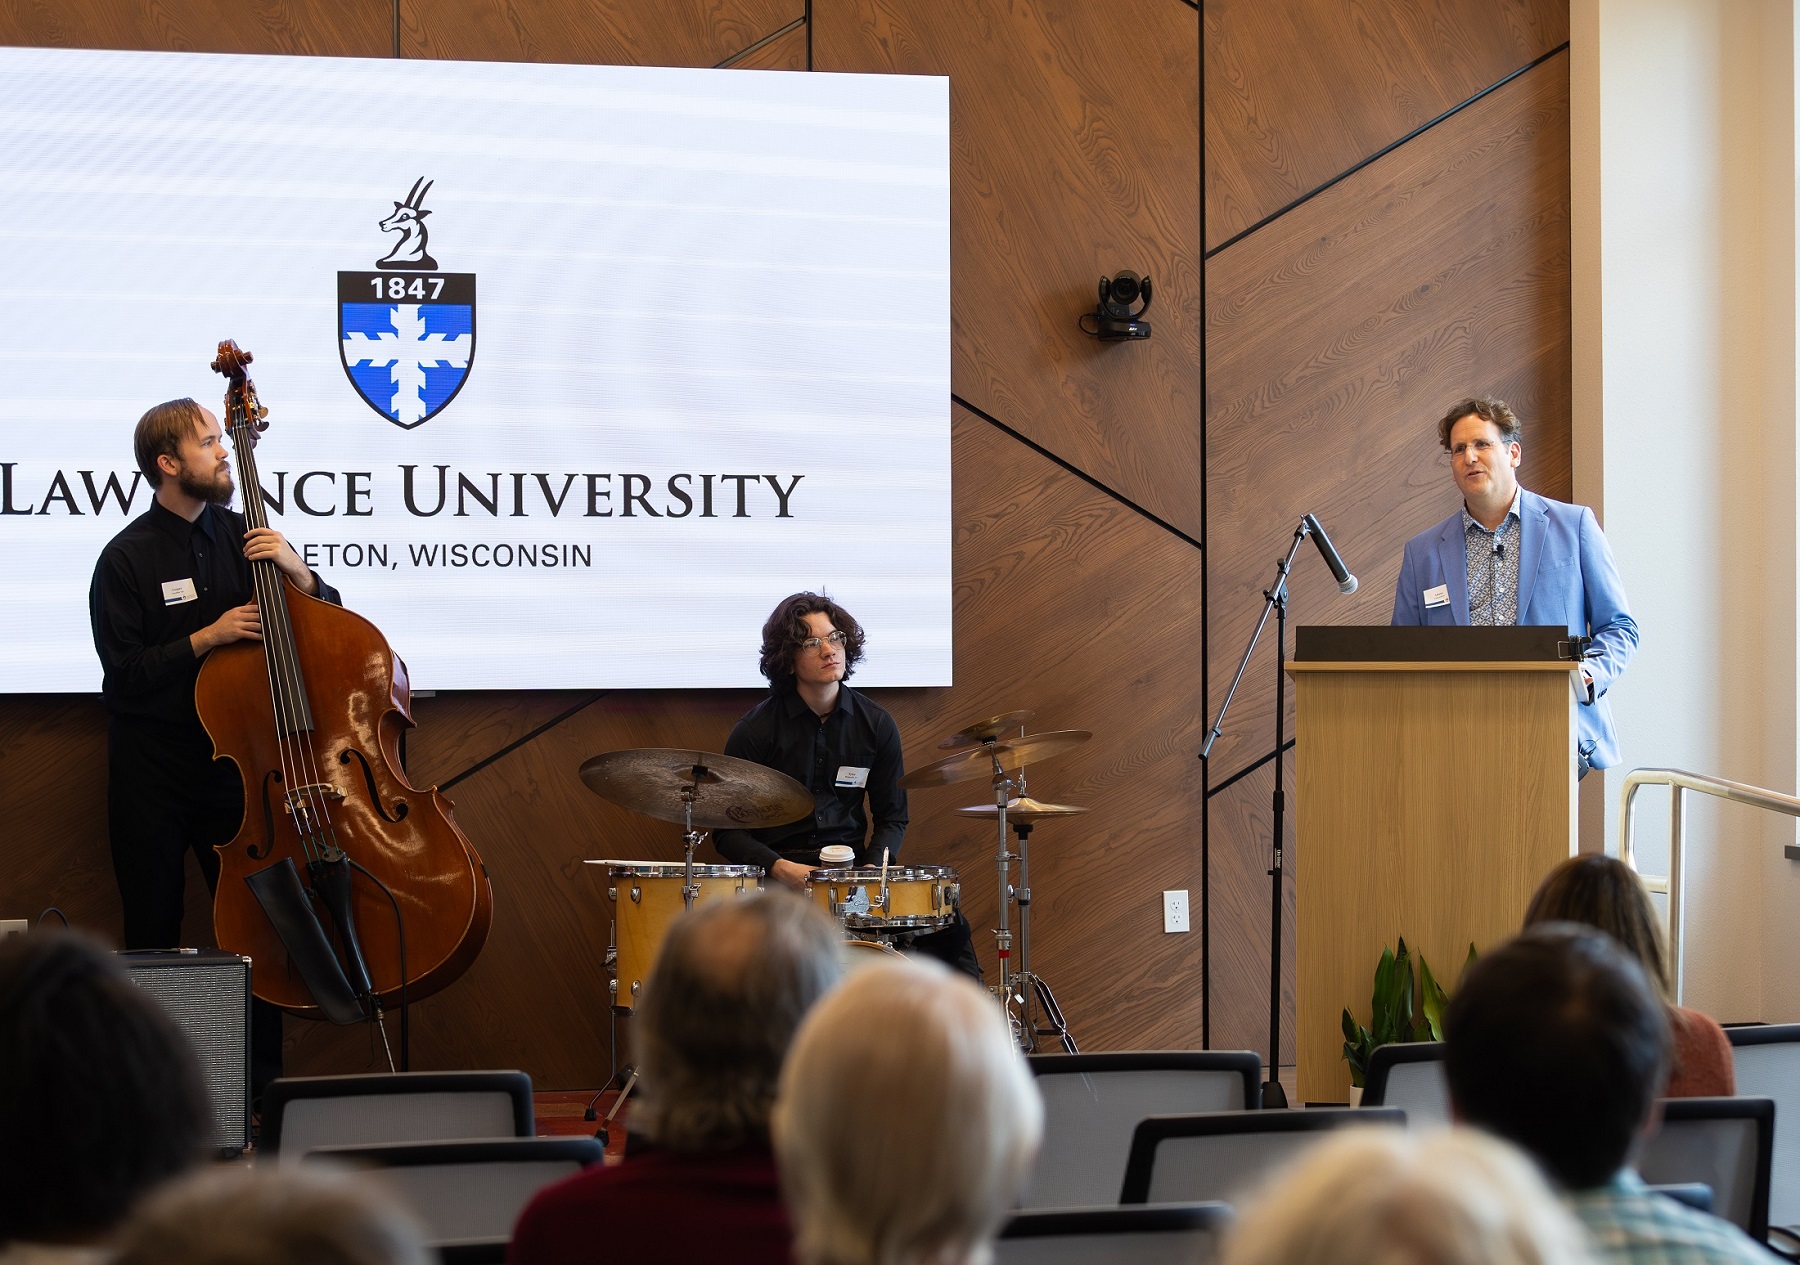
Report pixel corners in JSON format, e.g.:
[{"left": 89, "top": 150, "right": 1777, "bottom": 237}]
[
  {"left": 112, "top": 1165, "right": 430, "bottom": 1265},
  {"left": 1523, "top": 855, "right": 1671, "bottom": 1000},
  {"left": 773, "top": 956, "right": 1042, "bottom": 1265},
  {"left": 631, "top": 889, "right": 845, "bottom": 1152},
  {"left": 0, "top": 928, "right": 208, "bottom": 1246},
  {"left": 1222, "top": 1127, "right": 1590, "bottom": 1265},
  {"left": 1445, "top": 923, "right": 1671, "bottom": 1190}
]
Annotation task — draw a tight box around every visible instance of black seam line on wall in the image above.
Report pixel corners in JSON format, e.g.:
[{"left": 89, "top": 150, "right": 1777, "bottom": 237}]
[
  {"left": 1203, "top": 41, "right": 1569, "bottom": 261},
  {"left": 438, "top": 692, "right": 609, "bottom": 791},
  {"left": 1195, "top": 0, "right": 1208, "bottom": 1050},
  {"left": 806, "top": 0, "right": 814, "bottom": 71},
  {"left": 950, "top": 394, "right": 1203, "bottom": 552},
  {"left": 1205, "top": 738, "right": 1295, "bottom": 800},
  {"left": 715, "top": 13, "right": 809, "bottom": 70}
]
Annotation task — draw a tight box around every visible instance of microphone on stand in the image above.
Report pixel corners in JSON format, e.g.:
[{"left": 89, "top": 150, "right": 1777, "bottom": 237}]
[{"left": 1301, "top": 513, "right": 1358, "bottom": 594}]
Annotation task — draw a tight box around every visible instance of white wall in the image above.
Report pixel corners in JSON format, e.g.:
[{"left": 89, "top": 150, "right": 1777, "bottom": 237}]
[{"left": 1571, "top": 0, "right": 1800, "bottom": 1023}]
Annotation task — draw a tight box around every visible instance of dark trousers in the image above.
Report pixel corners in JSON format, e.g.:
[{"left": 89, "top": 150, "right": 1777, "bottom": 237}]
[
  {"left": 905, "top": 912, "right": 985, "bottom": 983},
  {"left": 108, "top": 722, "right": 285, "bottom": 1102}
]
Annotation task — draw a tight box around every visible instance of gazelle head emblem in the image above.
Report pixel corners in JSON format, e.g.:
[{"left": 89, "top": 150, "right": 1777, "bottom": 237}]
[{"left": 376, "top": 178, "right": 437, "bottom": 272}]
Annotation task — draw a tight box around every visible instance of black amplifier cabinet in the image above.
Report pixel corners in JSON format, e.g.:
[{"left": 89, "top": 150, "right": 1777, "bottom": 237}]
[{"left": 118, "top": 949, "right": 252, "bottom": 1156}]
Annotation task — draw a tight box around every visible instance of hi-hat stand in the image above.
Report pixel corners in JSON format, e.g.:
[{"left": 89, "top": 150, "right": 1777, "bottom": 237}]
[{"left": 977, "top": 741, "right": 1077, "bottom": 1053}]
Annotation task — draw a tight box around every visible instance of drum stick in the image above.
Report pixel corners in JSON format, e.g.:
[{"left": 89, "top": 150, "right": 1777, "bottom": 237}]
[{"left": 879, "top": 846, "right": 890, "bottom": 911}]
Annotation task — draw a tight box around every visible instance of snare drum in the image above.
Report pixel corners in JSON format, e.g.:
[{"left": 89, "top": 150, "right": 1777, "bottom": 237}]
[
  {"left": 806, "top": 866, "right": 959, "bottom": 933},
  {"left": 606, "top": 861, "right": 763, "bottom": 1011}
]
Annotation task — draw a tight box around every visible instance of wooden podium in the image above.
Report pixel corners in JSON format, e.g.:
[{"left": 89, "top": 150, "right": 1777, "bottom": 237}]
[{"left": 1288, "top": 626, "right": 1582, "bottom": 1103}]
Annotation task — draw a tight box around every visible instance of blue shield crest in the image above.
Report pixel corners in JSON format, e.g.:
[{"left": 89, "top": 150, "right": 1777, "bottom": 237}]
[{"left": 338, "top": 271, "right": 477, "bottom": 429}]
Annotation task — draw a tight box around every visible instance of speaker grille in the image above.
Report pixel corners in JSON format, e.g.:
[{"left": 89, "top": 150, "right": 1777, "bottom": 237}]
[{"left": 120, "top": 951, "right": 250, "bottom": 1153}]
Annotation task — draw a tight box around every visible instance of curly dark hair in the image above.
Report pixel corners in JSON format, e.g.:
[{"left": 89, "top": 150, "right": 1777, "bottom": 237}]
[
  {"left": 0, "top": 929, "right": 208, "bottom": 1243},
  {"left": 1436, "top": 396, "right": 1523, "bottom": 451},
  {"left": 758, "top": 592, "right": 866, "bottom": 685}
]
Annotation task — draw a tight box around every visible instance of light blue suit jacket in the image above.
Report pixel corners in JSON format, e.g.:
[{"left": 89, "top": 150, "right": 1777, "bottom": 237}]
[{"left": 1391, "top": 489, "right": 1639, "bottom": 769}]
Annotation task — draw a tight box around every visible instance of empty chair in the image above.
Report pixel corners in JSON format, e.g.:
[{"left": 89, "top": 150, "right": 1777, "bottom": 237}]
[
  {"left": 300, "top": 1136, "right": 604, "bottom": 1250},
  {"left": 261, "top": 1071, "right": 534, "bottom": 1160},
  {"left": 1728, "top": 1023, "right": 1800, "bottom": 1231},
  {"left": 1636, "top": 1097, "right": 1773, "bottom": 1241},
  {"left": 1022, "top": 1051, "right": 1260, "bottom": 1209},
  {"left": 1361, "top": 1042, "right": 1450, "bottom": 1128},
  {"left": 997, "top": 1202, "right": 1232, "bottom": 1265},
  {"left": 1120, "top": 1107, "right": 1405, "bottom": 1206}
]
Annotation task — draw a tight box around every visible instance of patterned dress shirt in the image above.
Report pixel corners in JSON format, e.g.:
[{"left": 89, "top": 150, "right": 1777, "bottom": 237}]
[
  {"left": 1567, "top": 1170, "right": 1772, "bottom": 1264},
  {"left": 1462, "top": 489, "right": 1522, "bottom": 626}
]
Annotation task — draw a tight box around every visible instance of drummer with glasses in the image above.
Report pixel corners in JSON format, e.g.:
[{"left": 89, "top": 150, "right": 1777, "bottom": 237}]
[{"left": 715, "top": 591, "right": 981, "bottom": 980}]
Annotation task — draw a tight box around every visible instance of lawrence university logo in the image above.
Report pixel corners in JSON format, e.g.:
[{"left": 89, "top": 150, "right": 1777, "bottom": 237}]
[{"left": 338, "top": 179, "right": 477, "bottom": 429}]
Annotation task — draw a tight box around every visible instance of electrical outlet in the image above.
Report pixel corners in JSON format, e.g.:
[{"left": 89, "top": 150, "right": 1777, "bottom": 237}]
[
  {"left": 0, "top": 920, "right": 27, "bottom": 940},
  {"left": 1163, "top": 889, "right": 1189, "bottom": 933}
]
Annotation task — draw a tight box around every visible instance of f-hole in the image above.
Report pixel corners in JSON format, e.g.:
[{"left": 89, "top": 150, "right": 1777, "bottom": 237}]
[
  {"left": 340, "top": 748, "right": 409, "bottom": 823},
  {"left": 251, "top": 769, "right": 283, "bottom": 860}
]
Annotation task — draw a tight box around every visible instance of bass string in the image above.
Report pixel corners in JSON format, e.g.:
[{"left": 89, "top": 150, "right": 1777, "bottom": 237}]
[{"left": 230, "top": 407, "right": 334, "bottom": 865}]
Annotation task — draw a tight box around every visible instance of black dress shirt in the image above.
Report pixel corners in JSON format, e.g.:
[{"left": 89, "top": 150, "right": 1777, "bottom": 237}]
[
  {"left": 714, "top": 683, "right": 908, "bottom": 871},
  {"left": 89, "top": 500, "right": 340, "bottom": 738}
]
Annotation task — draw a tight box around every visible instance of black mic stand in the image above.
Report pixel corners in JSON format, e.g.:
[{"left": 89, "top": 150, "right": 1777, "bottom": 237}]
[{"left": 1201, "top": 521, "right": 1314, "bottom": 1109}]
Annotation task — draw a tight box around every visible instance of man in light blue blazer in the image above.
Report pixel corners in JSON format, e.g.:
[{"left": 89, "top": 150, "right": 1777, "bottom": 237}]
[{"left": 1392, "top": 396, "right": 1638, "bottom": 773}]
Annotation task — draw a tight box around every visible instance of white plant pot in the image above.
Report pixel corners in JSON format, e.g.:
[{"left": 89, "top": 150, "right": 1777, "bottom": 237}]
[{"left": 1348, "top": 1085, "right": 1364, "bottom": 1108}]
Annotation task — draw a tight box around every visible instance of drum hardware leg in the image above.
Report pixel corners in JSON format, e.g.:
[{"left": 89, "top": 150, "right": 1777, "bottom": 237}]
[
  {"left": 1014, "top": 819, "right": 1038, "bottom": 1050},
  {"left": 987, "top": 739, "right": 1017, "bottom": 1018},
  {"left": 371, "top": 999, "right": 397, "bottom": 1072},
  {"left": 681, "top": 789, "right": 701, "bottom": 909}
]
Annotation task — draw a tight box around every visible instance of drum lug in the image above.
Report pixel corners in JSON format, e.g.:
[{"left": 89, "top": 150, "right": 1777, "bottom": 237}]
[
  {"left": 630, "top": 980, "right": 641, "bottom": 996},
  {"left": 949, "top": 883, "right": 961, "bottom": 910},
  {"left": 608, "top": 978, "right": 617, "bottom": 996},
  {"left": 607, "top": 886, "right": 617, "bottom": 902},
  {"left": 630, "top": 884, "right": 642, "bottom": 904}
]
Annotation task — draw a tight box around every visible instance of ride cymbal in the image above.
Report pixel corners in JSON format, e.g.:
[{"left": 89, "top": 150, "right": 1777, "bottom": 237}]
[
  {"left": 899, "top": 730, "right": 1092, "bottom": 789},
  {"left": 937, "top": 709, "right": 1037, "bottom": 749},
  {"left": 578, "top": 748, "right": 813, "bottom": 830},
  {"left": 955, "top": 797, "right": 1091, "bottom": 820}
]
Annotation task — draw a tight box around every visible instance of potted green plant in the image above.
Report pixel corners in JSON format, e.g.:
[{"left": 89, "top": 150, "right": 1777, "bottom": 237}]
[{"left": 1340, "top": 938, "right": 1474, "bottom": 1104}]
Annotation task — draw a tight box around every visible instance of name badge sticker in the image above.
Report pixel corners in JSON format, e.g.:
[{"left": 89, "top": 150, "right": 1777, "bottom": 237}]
[
  {"left": 835, "top": 766, "right": 870, "bottom": 789},
  {"left": 161, "top": 578, "right": 198, "bottom": 606},
  {"left": 1422, "top": 584, "right": 1450, "bottom": 609}
]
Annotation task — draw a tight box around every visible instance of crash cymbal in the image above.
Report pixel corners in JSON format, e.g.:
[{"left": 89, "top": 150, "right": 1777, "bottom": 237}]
[
  {"left": 938, "top": 709, "right": 1037, "bottom": 749},
  {"left": 578, "top": 748, "right": 813, "bottom": 830},
  {"left": 956, "top": 797, "right": 1091, "bottom": 820},
  {"left": 899, "top": 730, "right": 1092, "bottom": 789}
]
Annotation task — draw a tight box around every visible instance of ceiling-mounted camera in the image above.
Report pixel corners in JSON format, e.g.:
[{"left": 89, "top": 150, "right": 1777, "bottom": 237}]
[{"left": 1080, "top": 270, "right": 1153, "bottom": 341}]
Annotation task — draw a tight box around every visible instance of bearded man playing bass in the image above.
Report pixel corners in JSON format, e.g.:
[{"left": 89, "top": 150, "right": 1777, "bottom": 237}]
[{"left": 88, "top": 397, "right": 338, "bottom": 1099}]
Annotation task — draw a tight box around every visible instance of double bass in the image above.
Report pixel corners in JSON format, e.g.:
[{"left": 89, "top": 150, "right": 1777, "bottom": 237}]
[{"left": 198, "top": 340, "right": 492, "bottom": 1023}]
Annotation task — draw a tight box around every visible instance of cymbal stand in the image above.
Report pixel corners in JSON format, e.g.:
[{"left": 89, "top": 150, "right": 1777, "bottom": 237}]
[
  {"left": 984, "top": 739, "right": 1017, "bottom": 1030},
  {"left": 1010, "top": 813, "right": 1079, "bottom": 1053},
  {"left": 680, "top": 769, "right": 707, "bottom": 909}
]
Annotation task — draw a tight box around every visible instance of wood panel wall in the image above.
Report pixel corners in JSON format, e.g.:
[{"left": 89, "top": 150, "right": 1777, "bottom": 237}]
[
  {"left": 0, "top": 0, "right": 1571, "bottom": 1087},
  {"left": 1203, "top": 0, "right": 1571, "bottom": 1063}
]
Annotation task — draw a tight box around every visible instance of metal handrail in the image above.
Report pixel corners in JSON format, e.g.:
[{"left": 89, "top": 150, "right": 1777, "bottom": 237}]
[{"left": 1619, "top": 767, "right": 1800, "bottom": 1003}]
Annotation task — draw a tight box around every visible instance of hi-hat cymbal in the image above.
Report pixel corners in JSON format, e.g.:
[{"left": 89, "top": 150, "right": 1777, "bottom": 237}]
[
  {"left": 956, "top": 797, "right": 1091, "bottom": 820},
  {"left": 938, "top": 709, "right": 1037, "bottom": 749},
  {"left": 578, "top": 748, "right": 813, "bottom": 830},
  {"left": 899, "top": 730, "right": 1092, "bottom": 790}
]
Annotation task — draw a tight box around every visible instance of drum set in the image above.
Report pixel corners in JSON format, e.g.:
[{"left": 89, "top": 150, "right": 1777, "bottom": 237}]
[{"left": 577, "top": 708, "right": 1089, "bottom": 1055}]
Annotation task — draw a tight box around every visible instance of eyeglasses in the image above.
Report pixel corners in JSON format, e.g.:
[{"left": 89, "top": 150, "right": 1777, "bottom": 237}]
[
  {"left": 1451, "top": 438, "right": 1508, "bottom": 457},
  {"left": 801, "top": 630, "right": 849, "bottom": 653}
]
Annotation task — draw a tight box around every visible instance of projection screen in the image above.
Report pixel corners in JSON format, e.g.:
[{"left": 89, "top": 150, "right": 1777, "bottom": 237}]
[{"left": 0, "top": 47, "right": 950, "bottom": 691}]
